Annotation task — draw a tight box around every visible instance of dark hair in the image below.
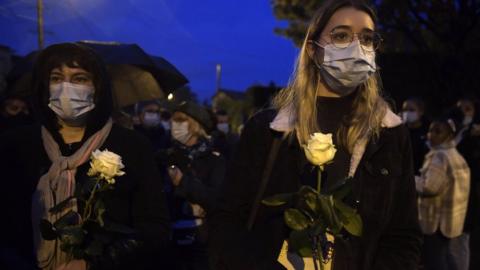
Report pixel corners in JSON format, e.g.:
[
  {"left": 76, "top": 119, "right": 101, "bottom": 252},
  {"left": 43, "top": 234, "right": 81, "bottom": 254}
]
[
  {"left": 174, "top": 101, "right": 213, "bottom": 131},
  {"left": 215, "top": 109, "right": 228, "bottom": 116},
  {"left": 435, "top": 108, "right": 464, "bottom": 136},
  {"left": 307, "top": 0, "right": 377, "bottom": 42},
  {"left": 457, "top": 95, "right": 480, "bottom": 122},
  {"left": 31, "top": 43, "right": 113, "bottom": 141},
  {"left": 405, "top": 97, "right": 426, "bottom": 112}
]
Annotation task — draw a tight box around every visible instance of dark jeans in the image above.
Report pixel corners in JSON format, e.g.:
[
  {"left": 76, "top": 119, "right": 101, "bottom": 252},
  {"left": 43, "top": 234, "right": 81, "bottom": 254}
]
[{"left": 423, "top": 232, "right": 470, "bottom": 270}]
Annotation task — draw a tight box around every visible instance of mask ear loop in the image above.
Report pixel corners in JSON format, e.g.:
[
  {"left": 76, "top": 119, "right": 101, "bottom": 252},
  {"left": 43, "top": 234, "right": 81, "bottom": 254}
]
[
  {"left": 447, "top": 118, "right": 457, "bottom": 133},
  {"left": 306, "top": 40, "right": 324, "bottom": 70}
]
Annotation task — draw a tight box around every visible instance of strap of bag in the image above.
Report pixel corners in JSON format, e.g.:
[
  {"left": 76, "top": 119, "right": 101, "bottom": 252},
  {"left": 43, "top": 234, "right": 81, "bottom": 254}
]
[{"left": 246, "top": 136, "right": 282, "bottom": 231}]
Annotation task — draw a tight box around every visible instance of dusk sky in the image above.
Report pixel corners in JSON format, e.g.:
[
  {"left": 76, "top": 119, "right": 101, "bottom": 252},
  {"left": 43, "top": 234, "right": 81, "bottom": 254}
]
[{"left": 0, "top": 0, "right": 300, "bottom": 101}]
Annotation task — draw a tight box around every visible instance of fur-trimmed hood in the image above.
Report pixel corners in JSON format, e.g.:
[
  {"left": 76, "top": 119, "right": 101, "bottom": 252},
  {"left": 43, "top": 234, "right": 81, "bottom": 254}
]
[
  {"left": 268, "top": 105, "right": 403, "bottom": 177},
  {"left": 269, "top": 105, "right": 402, "bottom": 133}
]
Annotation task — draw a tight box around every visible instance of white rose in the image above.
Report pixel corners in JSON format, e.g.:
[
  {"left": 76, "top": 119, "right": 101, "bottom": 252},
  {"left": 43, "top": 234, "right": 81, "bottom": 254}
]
[
  {"left": 303, "top": 132, "right": 337, "bottom": 169},
  {"left": 87, "top": 149, "right": 125, "bottom": 183}
]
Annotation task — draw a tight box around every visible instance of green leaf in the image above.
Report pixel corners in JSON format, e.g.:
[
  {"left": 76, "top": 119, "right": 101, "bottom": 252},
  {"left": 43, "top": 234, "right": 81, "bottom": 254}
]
[
  {"left": 330, "top": 177, "right": 353, "bottom": 200},
  {"left": 318, "top": 195, "right": 342, "bottom": 234},
  {"left": 299, "top": 186, "right": 318, "bottom": 196},
  {"left": 71, "top": 248, "right": 85, "bottom": 260},
  {"left": 59, "top": 225, "right": 85, "bottom": 246},
  {"left": 94, "top": 232, "right": 113, "bottom": 244},
  {"left": 304, "top": 191, "right": 320, "bottom": 215},
  {"left": 294, "top": 185, "right": 321, "bottom": 217},
  {"left": 289, "top": 230, "right": 313, "bottom": 257},
  {"left": 94, "top": 200, "right": 106, "bottom": 227},
  {"left": 53, "top": 210, "right": 81, "bottom": 229},
  {"left": 343, "top": 213, "right": 363, "bottom": 237},
  {"left": 262, "top": 193, "right": 293, "bottom": 206},
  {"left": 85, "top": 239, "right": 104, "bottom": 256},
  {"left": 39, "top": 219, "right": 57, "bottom": 240},
  {"left": 49, "top": 196, "right": 75, "bottom": 214},
  {"left": 333, "top": 199, "right": 356, "bottom": 218},
  {"left": 104, "top": 222, "right": 137, "bottom": 234},
  {"left": 284, "top": 208, "right": 310, "bottom": 231},
  {"left": 311, "top": 219, "right": 327, "bottom": 236}
]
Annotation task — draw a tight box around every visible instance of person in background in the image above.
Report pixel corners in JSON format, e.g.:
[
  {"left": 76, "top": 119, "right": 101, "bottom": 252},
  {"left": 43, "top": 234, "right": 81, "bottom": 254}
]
[
  {"left": 457, "top": 98, "right": 478, "bottom": 129},
  {"left": 0, "top": 43, "right": 170, "bottom": 270},
  {"left": 160, "top": 109, "right": 172, "bottom": 133},
  {"left": 0, "top": 45, "right": 12, "bottom": 96},
  {"left": 401, "top": 97, "right": 429, "bottom": 173},
  {"left": 164, "top": 101, "right": 225, "bottom": 270},
  {"left": 211, "top": 109, "right": 238, "bottom": 161},
  {"left": 134, "top": 100, "right": 171, "bottom": 152},
  {"left": 455, "top": 97, "right": 480, "bottom": 270},
  {"left": 416, "top": 114, "right": 471, "bottom": 270},
  {"left": 0, "top": 95, "right": 33, "bottom": 133},
  {"left": 111, "top": 110, "right": 134, "bottom": 130}
]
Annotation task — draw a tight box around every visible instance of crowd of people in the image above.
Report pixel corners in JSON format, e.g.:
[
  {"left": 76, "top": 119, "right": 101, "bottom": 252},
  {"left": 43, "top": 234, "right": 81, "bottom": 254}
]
[
  {"left": 401, "top": 96, "right": 480, "bottom": 270},
  {"left": 0, "top": 1, "right": 479, "bottom": 270}
]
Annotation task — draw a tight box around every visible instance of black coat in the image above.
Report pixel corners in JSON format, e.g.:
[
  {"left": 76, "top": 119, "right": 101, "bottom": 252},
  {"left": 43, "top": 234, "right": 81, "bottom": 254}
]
[
  {"left": 0, "top": 124, "right": 170, "bottom": 270},
  {"left": 163, "top": 141, "right": 226, "bottom": 218},
  {"left": 209, "top": 110, "right": 422, "bottom": 270}
]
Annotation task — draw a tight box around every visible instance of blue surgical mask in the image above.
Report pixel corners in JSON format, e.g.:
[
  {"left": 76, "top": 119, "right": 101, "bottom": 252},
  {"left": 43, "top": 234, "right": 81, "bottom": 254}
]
[
  {"left": 142, "top": 112, "right": 161, "bottom": 127},
  {"left": 171, "top": 121, "right": 191, "bottom": 144},
  {"left": 217, "top": 123, "right": 229, "bottom": 134},
  {"left": 161, "top": 120, "right": 171, "bottom": 131},
  {"left": 316, "top": 40, "right": 376, "bottom": 95},
  {"left": 48, "top": 82, "right": 95, "bottom": 122},
  {"left": 402, "top": 111, "right": 420, "bottom": 124},
  {"left": 463, "top": 116, "right": 473, "bottom": 126}
]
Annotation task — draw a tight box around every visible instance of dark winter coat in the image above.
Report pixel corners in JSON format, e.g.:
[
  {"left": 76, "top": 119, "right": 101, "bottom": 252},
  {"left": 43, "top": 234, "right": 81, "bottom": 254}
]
[
  {"left": 0, "top": 43, "right": 170, "bottom": 270},
  {"left": 164, "top": 141, "right": 226, "bottom": 242},
  {"left": 0, "top": 124, "right": 170, "bottom": 270},
  {"left": 209, "top": 109, "right": 422, "bottom": 270}
]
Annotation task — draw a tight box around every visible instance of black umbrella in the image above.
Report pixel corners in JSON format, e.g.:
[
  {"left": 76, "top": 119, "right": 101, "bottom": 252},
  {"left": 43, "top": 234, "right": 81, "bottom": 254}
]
[
  {"left": 78, "top": 41, "right": 188, "bottom": 92},
  {"left": 7, "top": 51, "right": 37, "bottom": 83}
]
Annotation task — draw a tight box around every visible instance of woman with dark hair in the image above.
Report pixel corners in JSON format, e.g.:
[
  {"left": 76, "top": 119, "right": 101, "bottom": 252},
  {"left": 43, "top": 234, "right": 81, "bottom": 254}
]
[
  {"left": 209, "top": 0, "right": 422, "bottom": 269},
  {"left": 0, "top": 43, "right": 169, "bottom": 270}
]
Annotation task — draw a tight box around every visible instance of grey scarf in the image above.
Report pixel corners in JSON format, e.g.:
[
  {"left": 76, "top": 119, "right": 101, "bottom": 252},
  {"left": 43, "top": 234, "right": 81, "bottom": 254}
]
[{"left": 32, "top": 119, "right": 113, "bottom": 270}]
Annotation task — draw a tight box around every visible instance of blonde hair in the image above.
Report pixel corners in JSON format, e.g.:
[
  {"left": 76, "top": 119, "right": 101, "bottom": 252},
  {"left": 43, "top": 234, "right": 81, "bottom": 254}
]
[
  {"left": 273, "top": 1, "right": 388, "bottom": 153},
  {"left": 187, "top": 116, "right": 210, "bottom": 140}
]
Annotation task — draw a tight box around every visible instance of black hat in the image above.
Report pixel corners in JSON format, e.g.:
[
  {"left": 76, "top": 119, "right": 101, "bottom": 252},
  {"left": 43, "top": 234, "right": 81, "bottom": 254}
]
[{"left": 174, "top": 101, "right": 213, "bottom": 131}]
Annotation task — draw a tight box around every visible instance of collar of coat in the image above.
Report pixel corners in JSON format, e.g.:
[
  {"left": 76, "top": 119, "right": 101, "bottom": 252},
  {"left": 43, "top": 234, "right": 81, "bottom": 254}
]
[{"left": 269, "top": 105, "right": 402, "bottom": 178}]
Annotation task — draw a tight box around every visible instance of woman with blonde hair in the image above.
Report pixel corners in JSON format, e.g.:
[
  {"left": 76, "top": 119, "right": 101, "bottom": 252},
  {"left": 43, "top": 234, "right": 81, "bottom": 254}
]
[{"left": 209, "top": 0, "right": 422, "bottom": 269}]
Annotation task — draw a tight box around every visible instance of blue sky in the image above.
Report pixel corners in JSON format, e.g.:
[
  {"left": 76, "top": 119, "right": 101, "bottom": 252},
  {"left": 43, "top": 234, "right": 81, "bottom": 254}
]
[{"left": 0, "top": 0, "right": 299, "bottom": 101}]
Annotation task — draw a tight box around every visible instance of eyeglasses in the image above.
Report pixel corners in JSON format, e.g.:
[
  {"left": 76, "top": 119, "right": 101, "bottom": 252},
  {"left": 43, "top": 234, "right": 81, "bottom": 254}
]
[{"left": 315, "top": 27, "right": 383, "bottom": 52}]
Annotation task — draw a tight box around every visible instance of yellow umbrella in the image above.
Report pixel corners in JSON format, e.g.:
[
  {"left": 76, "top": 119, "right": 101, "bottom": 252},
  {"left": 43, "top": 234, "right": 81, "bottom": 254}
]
[{"left": 108, "top": 64, "right": 164, "bottom": 108}]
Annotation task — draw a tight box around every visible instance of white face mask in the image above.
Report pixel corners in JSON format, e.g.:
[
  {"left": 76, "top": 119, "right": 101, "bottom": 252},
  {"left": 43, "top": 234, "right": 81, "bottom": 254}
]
[
  {"left": 217, "top": 123, "right": 229, "bottom": 134},
  {"left": 142, "top": 112, "right": 161, "bottom": 127},
  {"left": 161, "top": 120, "right": 171, "bottom": 131},
  {"left": 463, "top": 115, "right": 473, "bottom": 126},
  {"left": 402, "top": 111, "right": 420, "bottom": 124},
  {"left": 317, "top": 40, "right": 376, "bottom": 95},
  {"left": 48, "top": 82, "right": 95, "bottom": 122},
  {"left": 171, "top": 121, "right": 191, "bottom": 144}
]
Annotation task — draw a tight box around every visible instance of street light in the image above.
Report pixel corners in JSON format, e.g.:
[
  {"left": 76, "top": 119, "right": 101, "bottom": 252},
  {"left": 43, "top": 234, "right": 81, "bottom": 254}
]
[
  {"left": 216, "top": 63, "right": 221, "bottom": 93},
  {"left": 167, "top": 93, "right": 174, "bottom": 101}
]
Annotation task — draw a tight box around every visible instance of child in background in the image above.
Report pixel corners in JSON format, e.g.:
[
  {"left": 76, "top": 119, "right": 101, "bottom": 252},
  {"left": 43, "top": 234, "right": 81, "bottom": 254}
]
[{"left": 416, "top": 116, "right": 471, "bottom": 270}]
